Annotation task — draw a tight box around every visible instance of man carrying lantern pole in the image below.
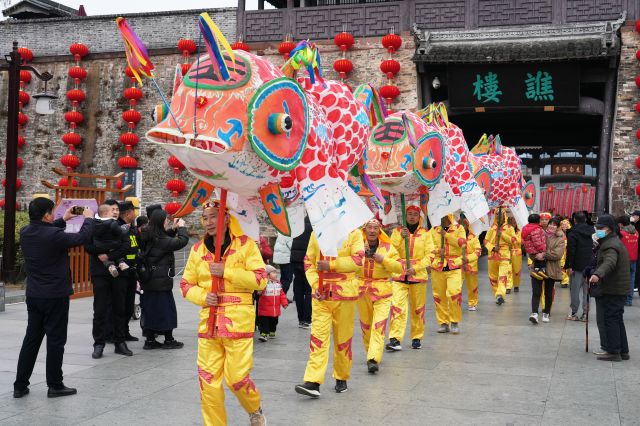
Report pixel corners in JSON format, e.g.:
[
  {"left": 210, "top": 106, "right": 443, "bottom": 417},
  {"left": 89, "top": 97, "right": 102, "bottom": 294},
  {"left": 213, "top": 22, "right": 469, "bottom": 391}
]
[
  {"left": 460, "top": 213, "right": 482, "bottom": 311},
  {"left": 484, "top": 207, "right": 517, "bottom": 305},
  {"left": 510, "top": 216, "right": 523, "bottom": 293},
  {"left": 294, "top": 229, "right": 364, "bottom": 398},
  {"left": 386, "top": 205, "right": 433, "bottom": 351}
]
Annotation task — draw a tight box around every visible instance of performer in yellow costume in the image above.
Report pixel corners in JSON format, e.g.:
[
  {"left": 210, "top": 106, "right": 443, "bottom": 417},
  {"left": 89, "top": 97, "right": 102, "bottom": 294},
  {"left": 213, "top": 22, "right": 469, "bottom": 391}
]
[
  {"left": 460, "top": 214, "right": 481, "bottom": 311},
  {"left": 180, "top": 201, "right": 267, "bottom": 426},
  {"left": 294, "top": 230, "right": 364, "bottom": 397},
  {"left": 509, "top": 216, "right": 523, "bottom": 293},
  {"left": 387, "top": 206, "right": 433, "bottom": 351},
  {"left": 560, "top": 219, "right": 571, "bottom": 288},
  {"left": 357, "top": 219, "right": 403, "bottom": 374},
  {"left": 430, "top": 214, "right": 466, "bottom": 334},
  {"left": 484, "top": 208, "right": 517, "bottom": 305}
]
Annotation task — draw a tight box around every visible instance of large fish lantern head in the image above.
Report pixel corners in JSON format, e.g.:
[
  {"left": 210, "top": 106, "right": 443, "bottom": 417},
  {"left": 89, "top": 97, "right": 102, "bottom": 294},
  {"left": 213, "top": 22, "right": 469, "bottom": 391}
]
[{"left": 146, "top": 50, "right": 310, "bottom": 197}]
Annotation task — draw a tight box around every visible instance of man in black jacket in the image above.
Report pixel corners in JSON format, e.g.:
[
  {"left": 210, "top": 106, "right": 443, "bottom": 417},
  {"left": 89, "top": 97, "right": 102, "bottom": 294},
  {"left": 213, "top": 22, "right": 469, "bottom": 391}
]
[
  {"left": 118, "top": 201, "right": 140, "bottom": 341},
  {"left": 14, "top": 198, "right": 94, "bottom": 398},
  {"left": 564, "top": 212, "right": 593, "bottom": 320},
  {"left": 291, "top": 215, "right": 312, "bottom": 328},
  {"left": 590, "top": 214, "right": 630, "bottom": 362}
]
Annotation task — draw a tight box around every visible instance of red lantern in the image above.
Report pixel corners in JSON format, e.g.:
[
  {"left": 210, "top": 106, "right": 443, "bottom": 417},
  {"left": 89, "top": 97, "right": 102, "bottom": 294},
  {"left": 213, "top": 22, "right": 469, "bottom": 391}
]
[
  {"left": 379, "top": 85, "right": 400, "bottom": 102},
  {"left": 165, "top": 201, "right": 181, "bottom": 215},
  {"left": 636, "top": 50, "right": 640, "bottom": 61},
  {"left": 124, "top": 66, "right": 135, "bottom": 79},
  {"left": 166, "top": 178, "right": 186, "bottom": 194},
  {"left": 124, "top": 87, "right": 143, "bottom": 101},
  {"left": 19, "top": 70, "right": 31, "bottom": 83},
  {"left": 119, "top": 132, "right": 139, "bottom": 146},
  {"left": 636, "top": 20, "right": 640, "bottom": 33},
  {"left": 635, "top": 157, "right": 640, "bottom": 169},
  {"left": 68, "top": 66, "right": 87, "bottom": 80},
  {"left": 333, "top": 58, "right": 353, "bottom": 79},
  {"left": 69, "top": 43, "right": 89, "bottom": 60},
  {"left": 168, "top": 155, "right": 185, "bottom": 171},
  {"left": 380, "top": 59, "right": 400, "bottom": 79},
  {"left": 19, "top": 90, "right": 29, "bottom": 105},
  {"left": 62, "top": 132, "right": 82, "bottom": 146},
  {"left": 278, "top": 41, "right": 296, "bottom": 58},
  {"left": 66, "top": 89, "right": 86, "bottom": 103},
  {"left": 17, "top": 47, "right": 33, "bottom": 63},
  {"left": 58, "top": 177, "right": 78, "bottom": 187},
  {"left": 64, "top": 111, "right": 84, "bottom": 124},
  {"left": 547, "top": 185, "right": 554, "bottom": 193},
  {"left": 581, "top": 184, "right": 589, "bottom": 194},
  {"left": 0, "top": 200, "right": 20, "bottom": 210},
  {"left": 122, "top": 109, "right": 141, "bottom": 124},
  {"left": 334, "top": 32, "right": 355, "bottom": 51},
  {"left": 115, "top": 180, "right": 123, "bottom": 190},
  {"left": 636, "top": 102, "right": 640, "bottom": 113},
  {"left": 17, "top": 135, "right": 25, "bottom": 148},
  {"left": 231, "top": 41, "right": 250, "bottom": 52},
  {"left": 381, "top": 34, "right": 402, "bottom": 53},
  {"left": 177, "top": 39, "right": 197, "bottom": 56},
  {"left": 2, "top": 178, "right": 22, "bottom": 190},
  {"left": 636, "top": 184, "right": 640, "bottom": 196},
  {"left": 637, "top": 129, "right": 640, "bottom": 140},
  {"left": 16, "top": 157, "right": 23, "bottom": 169},
  {"left": 117, "top": 156, "right": 138, "bottom": 169},
  {"left": 18, "top": 112, "right": 28, "bottom": 126},
  {"left": 61, "top": 154, "right": 80, "bottom": 169},
  {"left": 180, "top": 63, "right": 191, "bottom": 76}
]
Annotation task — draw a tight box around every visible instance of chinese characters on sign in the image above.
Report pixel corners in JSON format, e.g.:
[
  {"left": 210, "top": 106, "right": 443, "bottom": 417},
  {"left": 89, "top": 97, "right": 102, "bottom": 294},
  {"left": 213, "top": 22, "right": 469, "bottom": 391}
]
[
  {"left": 525, "top": 71, "right": 554, "bottom": 101},
  {"left": 552, "top": 164, "right": 584, "bottom": 176},
  {"left": 473, "top": 72, "right": 503, "bottom": 103}
]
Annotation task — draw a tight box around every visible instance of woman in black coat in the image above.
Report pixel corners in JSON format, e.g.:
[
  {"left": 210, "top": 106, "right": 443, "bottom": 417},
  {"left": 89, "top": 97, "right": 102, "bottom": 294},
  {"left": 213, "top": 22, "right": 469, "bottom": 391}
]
[{"left": 140, "top": 209, "right": 189, "bottom": 349}]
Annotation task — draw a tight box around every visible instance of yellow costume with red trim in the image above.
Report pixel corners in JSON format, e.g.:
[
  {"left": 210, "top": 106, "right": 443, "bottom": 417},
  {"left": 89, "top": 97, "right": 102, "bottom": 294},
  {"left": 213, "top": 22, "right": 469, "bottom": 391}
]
[
  {"left": 388, "top": 221, "right": 433, "bottom": 343},
  {"left": 180, "top": 216, "right": 267, "bottom": 426},
  {"left": 430, "top": 216, "right": 466, "bottom": 326},
  {"left": 484, "top": 210, "right": 517, "bottom": 299},
  {"left": 302, "top": 230, "right": 364, "bottom": 384},
  {"left": 357, "top": 230, "right": 403, "bottom": 363},
  {"left": 560, "top": 219, "right": 571, "bottom": 287},
  {"left": 463, "top": 230, "right": 481, "bottom": 308},
  {"left": 511, "top": 228, "right": 522, "bottom": 289}
]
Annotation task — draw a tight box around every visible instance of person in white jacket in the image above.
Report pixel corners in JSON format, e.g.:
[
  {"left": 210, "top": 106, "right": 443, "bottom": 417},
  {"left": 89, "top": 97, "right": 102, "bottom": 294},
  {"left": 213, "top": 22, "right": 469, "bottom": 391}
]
[{"left": 273, "top": 233, "right": 293, "bottom": 300}]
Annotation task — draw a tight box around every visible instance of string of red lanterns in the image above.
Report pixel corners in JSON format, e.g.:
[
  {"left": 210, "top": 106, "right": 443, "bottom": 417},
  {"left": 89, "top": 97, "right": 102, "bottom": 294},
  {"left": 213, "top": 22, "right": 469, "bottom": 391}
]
[
  {"left": 118, "top": 66, "right": 141, "bottom": 171},
  {"left": 164, "top": 154, "right": 186, "bottom": 215},
  {"left": 178, "top": 38, "right": 197, "bottom": 76},
  {"left": 379, "top": 29, "right": 402, "bottom": 112},
  {"left": 333, "top": 30, "right": 355, "bottom": 84}
]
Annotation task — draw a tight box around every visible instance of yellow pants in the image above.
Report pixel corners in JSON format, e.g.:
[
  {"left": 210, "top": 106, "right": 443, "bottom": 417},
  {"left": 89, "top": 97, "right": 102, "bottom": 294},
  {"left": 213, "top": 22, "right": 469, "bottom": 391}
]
[
  {"left": 389, "top": 282, "right": 427, "bottom": 342},
  {"left": 464, "top": 271, "right": 479, "bottom": 307},
  {"left": 303, "top": 299, "right": 356, "bottom": 384},
  {"left": 357, "top": 293, "right": 391, "bottom": 363},
  {"left": 561, "top": 270, "right": 569, "bottom": 287},
  {"left": 488, "top": 259, "right": 512, "bottom": 298},
  {"left": 512, "top": 255, "right": 522, "bottom": 288},
  {"left": 431, "top": 269, "right": 462, "bottom": 325},
  {"left": 197, "top": 337, "right": 261, "bottom": 426}
]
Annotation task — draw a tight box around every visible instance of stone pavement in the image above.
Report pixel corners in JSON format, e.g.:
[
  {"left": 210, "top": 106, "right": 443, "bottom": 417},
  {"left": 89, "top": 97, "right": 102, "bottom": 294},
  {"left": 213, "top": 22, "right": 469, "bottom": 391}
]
[{"left": 0, "top": 257, "right": 639, "bottom": 425}]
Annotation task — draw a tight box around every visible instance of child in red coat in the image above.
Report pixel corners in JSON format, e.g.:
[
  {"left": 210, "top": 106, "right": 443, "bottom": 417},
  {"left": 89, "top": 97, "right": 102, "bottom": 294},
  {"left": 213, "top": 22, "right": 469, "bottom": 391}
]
[{"left": 257, "top": 265, "right": 288, "bottom": 341}]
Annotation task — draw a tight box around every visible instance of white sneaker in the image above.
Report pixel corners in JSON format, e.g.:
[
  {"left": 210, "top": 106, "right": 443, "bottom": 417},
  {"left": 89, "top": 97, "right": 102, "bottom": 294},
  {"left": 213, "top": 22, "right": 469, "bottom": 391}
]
[
  {"left": 468, "top": 306, "right": 477, "bottom": 311},
  {"left": 529, "top": 313, "right": 539, "bottom": 324},
  {"left": 249, "top": 408, "right": 266, "bottom": 426},
  {"left": 108, "top": 264, "right": 119, "bottom": 277},
  {"left": 542, "top": 313, "right": 550, "bottom": 323}
]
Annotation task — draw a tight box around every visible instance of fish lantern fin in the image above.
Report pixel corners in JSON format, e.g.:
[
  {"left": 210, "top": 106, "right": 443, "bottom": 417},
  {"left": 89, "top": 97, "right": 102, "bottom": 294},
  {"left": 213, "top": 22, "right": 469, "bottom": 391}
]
[{"left": 259, "top": 182, "right": 291, "bottom": 236}]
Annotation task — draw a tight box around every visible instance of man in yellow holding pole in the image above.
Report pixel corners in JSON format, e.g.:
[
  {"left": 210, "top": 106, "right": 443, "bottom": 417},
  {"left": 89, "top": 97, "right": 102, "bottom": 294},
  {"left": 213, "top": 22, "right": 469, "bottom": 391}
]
[
  {"left": 484, "top": 208, "right": 517, "bottom": 305},
  {"left": 460, "top": 214, "right": 482, "bottom": 311},
  {"left": 509, "top": 216, "right": 523, "bottom": 293}
]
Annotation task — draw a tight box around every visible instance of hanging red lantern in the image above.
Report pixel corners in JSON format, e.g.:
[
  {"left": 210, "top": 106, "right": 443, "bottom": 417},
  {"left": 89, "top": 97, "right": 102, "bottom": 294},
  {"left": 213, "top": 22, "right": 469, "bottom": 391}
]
[
  {"left": 122, "top": 109, "right": 141, "bottom": 124},
  {"left": 333, "top": 58, "right": 353, "bottom": 79},
  {"left": 379, "top": 85, "right": 400, "bottom": 101},
  {"left": 177, "top": 39, "right": 197, "bottom": 56},
  {"left": 18, "top": 90, "right": 29, "bottom": 105},
  {"left": 124, "top": 87, "right": 143, "bottom": 101},
  {"left": 381, "top": 34, "right": 402, "bottom": 53},
  {"left": 166, "top": 178, "right": 186, "bottom": 194},
  {"left": 635, "top": 157, "right": 640, "bottom": 169},
  {"left": 117, "top": 156, "right": 138, "bottom": 169},
  {"left": 66, "top": 89, "right": 86, "bottom": 103},
  {"left": 167, "top": 155, "right": 185, "bottom": 171},
  {"left": 18, "top": 112, "right": 28, "bottom": 126},
  {"left": 2, "top": 178, "right": 22, "bottom": 190},
  {"left": 19, "top": 70, "right": 31, "bottom": 83},
  {"left": 231, "top": 40, "right": 250, "bottom": 52},
  {"left": 62, "top": 132, "right": 82, "bottom": 146},
  {"left": 636, "top": 50, "right": 640, "bottom": 61},
  {"left": 636, "top": 129, "right": 640, "bottom": 140},
  {"left": 119, "top": 132, "right": 139, "bottom": 146},
  {"left": 581, "top": 184, "right": 589, "bottom": 194},
  {"left": 68, "top": 66, "right": 87, "bottom": 80},
  {"left": 115, "top": 180, "right": 123, "bottom": 190},
  {"left": 180, "top": 63, "right": 191, "bottom": 76},
  {"left": 17, "top": 135, "right": 25, "bottom": 148},
  {"left": 380, "top": 59, "right": 400, "bottom": 79},
  {"left": 334, "top": 32, "right": 355, "bottom": 51},
  {"left": 0, "top": 200, "right": 20, "bottom": 210},
  {"left": 17, "top": 47, "right": 33, "bottom": 63},
  {"left": 16, "top": 157, "right": 23, "bottom": 169},
  {"left": 124, "top": 66, "right": 135, "bottom": 79},
  {"left": 58, "top": 177, "right": 78, "bottom": 187},
  {"left": 635, "top": 102, "right": 640, "bottom": 113},
  {"left": 636, "top": 20, "right": 640, "bottom": 33},
  {"left": 636, "top": 184, "right": 640, "bottom": 196},
  {"left": 165, "top": 201, "right": 181, "bottom": 215},
  {"left": 64, "top": 110, "right": 84, "bottom": 124},
  {"left": 69, "top": 43, "right": 89, "bottom": 60},
  {"left": 278, "top": 40, "right": 296, "bottom": 59},
  {"left": 547, "top": 185, "right": 554, "bottom": 193},
  {"left": 61, "top": 154, "right": 80, "bottom": 169}
]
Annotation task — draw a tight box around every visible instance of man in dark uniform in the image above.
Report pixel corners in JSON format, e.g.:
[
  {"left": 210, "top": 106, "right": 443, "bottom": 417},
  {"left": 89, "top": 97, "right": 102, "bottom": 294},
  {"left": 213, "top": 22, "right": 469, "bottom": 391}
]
[{"left": 117, "top": 201, "right": 140, "bottom": 341}]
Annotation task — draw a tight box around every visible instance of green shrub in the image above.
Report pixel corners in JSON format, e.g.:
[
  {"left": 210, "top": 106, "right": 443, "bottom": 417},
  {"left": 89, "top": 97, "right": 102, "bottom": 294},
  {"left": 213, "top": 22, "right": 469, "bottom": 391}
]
[{"left": 0, "top": 211, "right": 30, "bottom": 282}]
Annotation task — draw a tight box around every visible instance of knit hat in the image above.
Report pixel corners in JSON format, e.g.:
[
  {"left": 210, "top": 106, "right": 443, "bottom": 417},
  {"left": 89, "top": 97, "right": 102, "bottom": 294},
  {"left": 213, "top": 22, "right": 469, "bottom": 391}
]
[
  {"left": 595, "top": 214, "right": 616, "bottom": 231},
  {"left": 266, "top": 264, "right": 277, "bottom": 274},
  {"left": 632, "top": 210, "right": 640, "bottom": 217}
]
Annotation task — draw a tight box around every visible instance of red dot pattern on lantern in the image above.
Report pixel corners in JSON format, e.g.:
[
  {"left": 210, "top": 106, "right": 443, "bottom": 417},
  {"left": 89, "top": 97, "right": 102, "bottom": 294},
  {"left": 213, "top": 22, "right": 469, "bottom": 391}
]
[
  {"left": 118, "top": 156, "right": 138, "bottom": 169},
  {"left": 165, "top": 202, "right": 181, "bottom": 215},
  {"left": 231, "top": 40, "right": 250, "bottom": 52},
  {"left": 17, "top": 47, "right": 33, "bottom": 63},
  {"left": 278, "top": 40, "right": 296, "bottom": 59}
]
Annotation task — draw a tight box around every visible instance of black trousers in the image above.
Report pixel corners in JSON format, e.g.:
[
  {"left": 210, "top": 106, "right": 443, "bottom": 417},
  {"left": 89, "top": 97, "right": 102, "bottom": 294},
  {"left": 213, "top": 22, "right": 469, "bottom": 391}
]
[
  {"left": 92, "top": 275, "right": 127, "bottom": 345},
  {"left": 257, "top": 316, "right": 279, "bottom": 334},
  {"left": 597, "top": 294, "right": 629, "bottom": 355},
  {"left": 123, "top": 275, "right": 137, "bottom": 333},
  {"left": 15, "top": 296, "right": 69, "bottom": 390},
  {"left": 531, "top": 278, "right": 555, "bottom": 314},
  {"left": 279, "top": 263, "right": 294, "bottom": 296},
  {"left": 292, "top": 262, "right": 312, "bottom": 323}
]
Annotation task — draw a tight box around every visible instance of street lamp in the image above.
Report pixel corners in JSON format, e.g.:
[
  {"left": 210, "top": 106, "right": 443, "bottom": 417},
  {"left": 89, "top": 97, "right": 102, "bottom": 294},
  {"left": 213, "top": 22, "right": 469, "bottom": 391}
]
[{"left": 0, "top": 41, "right": 55, "bottom": 283}]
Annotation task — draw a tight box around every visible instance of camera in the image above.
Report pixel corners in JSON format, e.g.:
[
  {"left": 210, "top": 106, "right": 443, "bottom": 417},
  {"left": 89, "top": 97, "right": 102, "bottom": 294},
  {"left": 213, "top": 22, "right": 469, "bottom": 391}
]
[{"left": 71, "top": 205, "right": 85, "bottom": 215}]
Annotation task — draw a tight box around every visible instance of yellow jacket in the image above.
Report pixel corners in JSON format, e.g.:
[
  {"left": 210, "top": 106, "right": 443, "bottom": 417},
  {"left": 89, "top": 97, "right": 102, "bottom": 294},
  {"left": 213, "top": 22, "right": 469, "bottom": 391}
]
[
  {"left": 390, "top": 225, "right": 433, "bottom": 283},
  {"left": 484, "top": 212, "right": 517, "bottom": 261},
  {"left": 180, "top": 219, "right": 267, "bottom": 339},
  {"left": 357, "top": 231, "right": 403, "bottom": 300},
  {"left": 511, "top": 229, "right": 522, "bottom": 257},
  {"left": 463, "top": 231, "right": 481, "bottom": 273},
  {"left": 304, "top": 230, "right": 364, "bottom": 301},
  {"left": 430, "top": 223, "right": 467, "bottom": 271}
]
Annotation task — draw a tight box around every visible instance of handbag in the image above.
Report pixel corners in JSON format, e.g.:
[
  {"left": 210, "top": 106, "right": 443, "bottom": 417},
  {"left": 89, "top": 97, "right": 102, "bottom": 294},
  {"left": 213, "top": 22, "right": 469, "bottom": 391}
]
[{"left": 136, "top": 240, "right": 154, "bottom": 283}]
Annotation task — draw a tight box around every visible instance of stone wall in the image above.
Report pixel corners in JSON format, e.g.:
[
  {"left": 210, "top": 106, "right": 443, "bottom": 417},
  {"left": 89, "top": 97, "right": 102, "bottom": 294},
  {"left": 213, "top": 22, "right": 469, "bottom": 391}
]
[{"left": 610, "top": 22, "right": 640, "bottom": 215}]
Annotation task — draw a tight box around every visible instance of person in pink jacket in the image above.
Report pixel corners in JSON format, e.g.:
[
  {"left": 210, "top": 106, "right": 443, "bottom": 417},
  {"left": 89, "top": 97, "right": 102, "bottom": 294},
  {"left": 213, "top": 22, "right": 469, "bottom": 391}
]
[{"left": 257, "top": 265, "right": 288, "bottom": 341}]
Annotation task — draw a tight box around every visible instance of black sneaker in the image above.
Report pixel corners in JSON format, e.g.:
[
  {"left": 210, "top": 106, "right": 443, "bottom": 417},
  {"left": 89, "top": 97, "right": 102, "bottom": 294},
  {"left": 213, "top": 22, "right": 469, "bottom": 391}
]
[
  {"left": 506, "top": 289, "right": 511, "bottom": 294},
  {"left": 412, "top": 339, "right": 422, "bottom": 349},
  {"left": 513, "top": 287, "right": 519, "bottom": 293},
  {"left": 335, "top": 380, "right": 348, "bottom": 393},
  {"left": 386, "top": 337, "right": 402, "bottom": 351},
  {"left": 295, "top": 381, "right": 321, "bottom": 398},
  {"left": 367, "top": 359, "right": 379, "bottom": 374},
  {"left": 143, "top": 340, "right": 162, "bottom": 350},
  {"left": 13, "top": 388, "right": 29, "bottom": 398},
  {"left": 496, "top": 296, "right": 505, "bottom": 305},
  {"left": 47, "top": 385, "right": 77, "bottom": 398},
  {"left": 162, "top": 339, "right": 184, "bottom": 349},
  {"left": 301, "top": 322, "right": 311, "bottom": 329},
  {"left": 125, "top": 334, "right": 139, "bottom": 342}
]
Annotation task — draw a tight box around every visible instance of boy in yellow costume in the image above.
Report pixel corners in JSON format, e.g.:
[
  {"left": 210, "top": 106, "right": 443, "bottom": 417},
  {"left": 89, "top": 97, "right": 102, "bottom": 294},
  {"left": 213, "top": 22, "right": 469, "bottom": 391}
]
[
  {"left": 357, "top": 219, "right": 403, "bottom": 373},
  {"left": 180, "top": 202, "right": 268, "bottom": 426},
  {"left": 431, "top": 214, "right": 466, "bottom": 334},
  {"left": 294, "top": 230, "right": 364, "bottom": 397},
  {"left": 560, "top": 219, "right": 571, "bottom": 288},
  {"left": 484, "top": 208, "right": 517, "bottom": 305},
  {"left": 387, "top": 206, "right": 433, "bottom": 351},
  {"left": 460, "top": 214, "right": 481, "bottom": 311},
  {"left": 509, "top": 216, "right": 522, "bottom": 293}
]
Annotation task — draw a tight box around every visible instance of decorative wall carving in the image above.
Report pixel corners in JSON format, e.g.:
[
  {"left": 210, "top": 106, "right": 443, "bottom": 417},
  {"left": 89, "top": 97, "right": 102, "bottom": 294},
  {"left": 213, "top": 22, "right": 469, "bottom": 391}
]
[
  {"left": 414, "top": 0, "right": 465, "bottom": 29},
  {"left": 478, "top": 0, "right": 553, "bottom": 27},
  {"left": 566, "top": 0, "right": 623, "bottom": 22},
  {"left": 294, "top": 4, "right": 401, "bottom": 39},
  {"left": 245, "top": 10, "right": 285, "bottom": 42}
]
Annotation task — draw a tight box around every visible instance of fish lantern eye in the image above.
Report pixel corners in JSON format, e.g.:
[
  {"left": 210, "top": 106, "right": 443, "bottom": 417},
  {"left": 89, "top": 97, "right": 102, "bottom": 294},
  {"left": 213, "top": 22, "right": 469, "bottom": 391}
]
[{"left": 268, "top": 113, "right": 292, "bottom": 135}]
